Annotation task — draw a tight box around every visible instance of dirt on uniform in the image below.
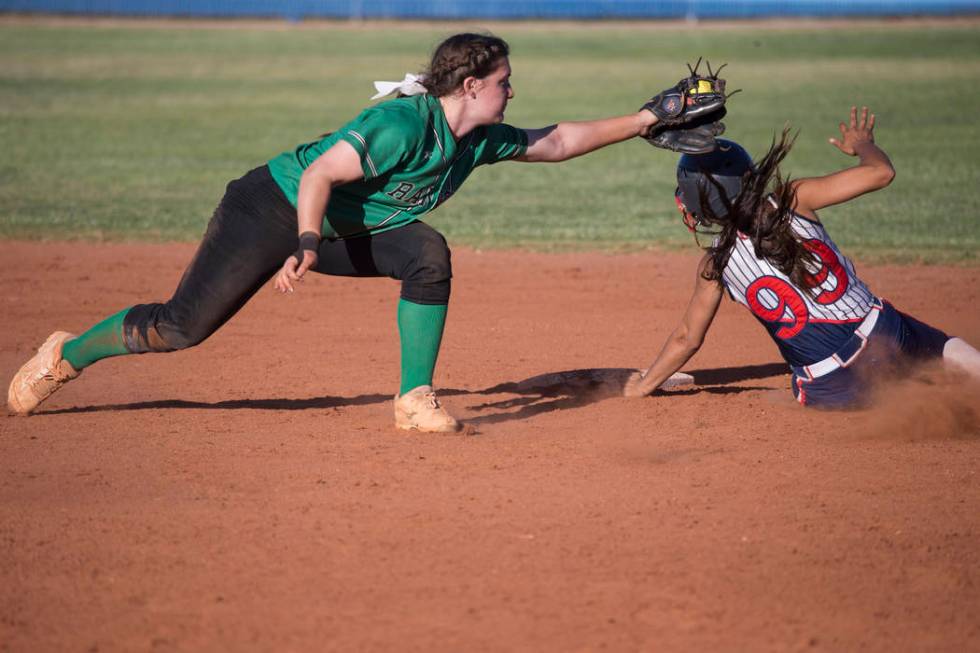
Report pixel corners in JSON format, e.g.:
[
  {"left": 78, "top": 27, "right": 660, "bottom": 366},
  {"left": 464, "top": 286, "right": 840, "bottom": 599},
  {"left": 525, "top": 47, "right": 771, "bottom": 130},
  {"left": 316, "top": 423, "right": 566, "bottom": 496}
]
[{"left": 1, "top": 241, "right": 978, "bottom": 652}]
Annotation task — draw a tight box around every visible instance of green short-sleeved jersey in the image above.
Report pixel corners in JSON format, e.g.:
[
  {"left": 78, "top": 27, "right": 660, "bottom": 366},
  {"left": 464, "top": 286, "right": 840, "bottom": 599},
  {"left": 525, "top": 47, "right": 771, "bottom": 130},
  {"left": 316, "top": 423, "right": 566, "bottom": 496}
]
[{"left": 267, "top": 94, "right": 528, "bottom": 239}]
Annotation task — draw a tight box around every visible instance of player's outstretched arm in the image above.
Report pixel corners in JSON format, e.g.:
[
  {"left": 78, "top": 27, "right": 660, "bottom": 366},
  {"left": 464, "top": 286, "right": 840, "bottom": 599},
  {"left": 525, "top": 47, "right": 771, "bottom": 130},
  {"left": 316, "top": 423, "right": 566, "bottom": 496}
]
[
  {"left": 624, "top": 255, "right": 723, "bottom": 398},
  {"left": 792, "top": 106, "right": 895, "bottom": 217},
  {"left": 517, "top": 111, "right": 658, "bottom": 163},
  {"left": 516, "top": 64, "right": 728, "bottom": 163}
]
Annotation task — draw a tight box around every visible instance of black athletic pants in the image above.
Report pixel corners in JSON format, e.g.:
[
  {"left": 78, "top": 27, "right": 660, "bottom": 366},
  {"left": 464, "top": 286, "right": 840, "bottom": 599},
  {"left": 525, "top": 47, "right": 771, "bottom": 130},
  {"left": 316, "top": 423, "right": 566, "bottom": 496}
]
[{"left": 123, "top": 165, "right": 452, "bottom": 353}]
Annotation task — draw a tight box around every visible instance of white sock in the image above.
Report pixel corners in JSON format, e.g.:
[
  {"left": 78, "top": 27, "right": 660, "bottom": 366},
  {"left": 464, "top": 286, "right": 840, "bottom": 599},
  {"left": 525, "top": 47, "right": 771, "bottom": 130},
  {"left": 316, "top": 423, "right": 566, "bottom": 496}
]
[{"left": 943, "top": 337, "right": 980, "bottom": 378}]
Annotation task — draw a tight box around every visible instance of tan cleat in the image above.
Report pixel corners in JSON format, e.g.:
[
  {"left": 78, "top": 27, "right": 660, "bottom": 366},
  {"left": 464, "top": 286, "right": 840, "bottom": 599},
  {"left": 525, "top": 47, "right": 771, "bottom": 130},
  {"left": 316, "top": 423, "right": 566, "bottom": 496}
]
[
  {"left": 7, "top": 331, "right": 81, "bottom": 415},
  {"left": 394, "top": 385, "right": 461, "bottom": 433}
]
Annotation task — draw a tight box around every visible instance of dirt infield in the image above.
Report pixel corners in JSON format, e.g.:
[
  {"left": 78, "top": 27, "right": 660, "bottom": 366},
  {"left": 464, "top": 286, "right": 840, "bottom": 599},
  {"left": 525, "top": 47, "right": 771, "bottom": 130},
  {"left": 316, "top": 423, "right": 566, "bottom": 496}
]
[{"left": 1, "top": 241, "right": 978, "bottom": 652}]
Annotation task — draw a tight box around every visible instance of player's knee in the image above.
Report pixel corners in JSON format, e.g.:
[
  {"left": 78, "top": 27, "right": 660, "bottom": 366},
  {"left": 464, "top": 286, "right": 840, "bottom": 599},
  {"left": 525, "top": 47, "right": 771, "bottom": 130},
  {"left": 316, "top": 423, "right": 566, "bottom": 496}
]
[
  {"left": 401, "top": 230, "right": 452, "bottom": 304},
  {"left": 161, "top": 322, "right": 210, "bottom": 351},
  {"left": 416, "top": 229, "right": 452, "bottom": 281},
  {"left": 123, "top": 303, "right": 213, "bottom": 353}
]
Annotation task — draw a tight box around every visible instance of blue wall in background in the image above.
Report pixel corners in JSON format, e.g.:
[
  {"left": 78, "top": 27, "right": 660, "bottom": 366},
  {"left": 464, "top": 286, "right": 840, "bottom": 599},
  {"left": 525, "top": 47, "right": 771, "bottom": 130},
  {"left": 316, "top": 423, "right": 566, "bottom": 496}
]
[{"left": 2, "top": 0, "right": 979, "bottom": 19}]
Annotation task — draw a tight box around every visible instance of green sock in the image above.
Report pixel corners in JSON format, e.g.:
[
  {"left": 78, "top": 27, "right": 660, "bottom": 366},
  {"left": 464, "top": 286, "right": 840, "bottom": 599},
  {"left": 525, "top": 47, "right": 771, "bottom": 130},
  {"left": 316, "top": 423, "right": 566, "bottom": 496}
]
[
  {"left": 398, "top": 299, "right": 448, "bottom": 395},
  {"left": 62, "top": 307, "right": 132, "bottom": 371}
]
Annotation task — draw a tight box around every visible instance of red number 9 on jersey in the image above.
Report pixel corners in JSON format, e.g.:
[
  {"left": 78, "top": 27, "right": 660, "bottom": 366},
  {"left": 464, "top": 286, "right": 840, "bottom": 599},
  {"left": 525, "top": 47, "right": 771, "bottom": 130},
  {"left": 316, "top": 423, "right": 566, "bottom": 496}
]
[
  {"left": 745, "top": 276, "right": 808, "bottom": 339},
  {"left": 803, "top": 239, "right": 849, "bottom": 305},
  {"left": 744, "top": 239, "right": 851, "bottom": 340}
]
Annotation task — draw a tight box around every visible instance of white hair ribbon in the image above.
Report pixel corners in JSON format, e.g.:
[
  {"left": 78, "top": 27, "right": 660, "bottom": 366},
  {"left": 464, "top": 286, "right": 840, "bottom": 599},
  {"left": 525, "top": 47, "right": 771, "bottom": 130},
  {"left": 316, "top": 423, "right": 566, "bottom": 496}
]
[{"left": 370, "top": 73, "right": 427, "bottom": 100}]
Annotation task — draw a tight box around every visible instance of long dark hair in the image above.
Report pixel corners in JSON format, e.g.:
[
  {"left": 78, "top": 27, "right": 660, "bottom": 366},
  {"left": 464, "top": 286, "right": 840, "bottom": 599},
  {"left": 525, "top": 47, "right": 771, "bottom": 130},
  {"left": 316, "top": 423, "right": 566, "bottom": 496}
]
[
  {"left": 422, "top": 33, "right": 510, "bottom": 97},
  {"left": 697, "top": 129, "right": 817, "bottom": 291}
]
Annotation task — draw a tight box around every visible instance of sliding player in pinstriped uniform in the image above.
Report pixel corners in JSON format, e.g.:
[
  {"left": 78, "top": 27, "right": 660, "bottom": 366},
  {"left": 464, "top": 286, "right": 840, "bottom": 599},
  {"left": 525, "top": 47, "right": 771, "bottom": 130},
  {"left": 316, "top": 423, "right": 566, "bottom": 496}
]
[{"left": 625, "top": 107, "right": 980, "bottom": 408}]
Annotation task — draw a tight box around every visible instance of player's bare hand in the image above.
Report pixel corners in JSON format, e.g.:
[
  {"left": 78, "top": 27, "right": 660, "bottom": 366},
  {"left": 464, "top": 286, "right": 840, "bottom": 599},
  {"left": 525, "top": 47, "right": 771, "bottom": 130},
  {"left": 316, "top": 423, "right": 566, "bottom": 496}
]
[
  {"left": 829, "top": 105, "right": 876, "bottom": 156},
  {"left": 274, "top": 251, "right": 317, "bottom": 294},
  {"left": 623, "top": 370, "right": 654, "bottom": 398}
]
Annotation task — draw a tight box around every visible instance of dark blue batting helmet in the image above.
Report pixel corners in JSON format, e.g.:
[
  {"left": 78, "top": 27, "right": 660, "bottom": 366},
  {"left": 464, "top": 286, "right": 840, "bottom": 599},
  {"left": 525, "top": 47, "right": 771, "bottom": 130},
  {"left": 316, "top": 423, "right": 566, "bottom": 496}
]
[{"left": 676, "top": 139, "right": 754, "bottom": 220}]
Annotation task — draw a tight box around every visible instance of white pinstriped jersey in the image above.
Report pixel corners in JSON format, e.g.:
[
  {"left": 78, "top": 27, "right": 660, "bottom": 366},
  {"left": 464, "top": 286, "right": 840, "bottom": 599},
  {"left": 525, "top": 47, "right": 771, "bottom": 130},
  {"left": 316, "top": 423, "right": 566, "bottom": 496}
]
[{"left": 721, "top": 213, "right": 877, "bottom": 366}]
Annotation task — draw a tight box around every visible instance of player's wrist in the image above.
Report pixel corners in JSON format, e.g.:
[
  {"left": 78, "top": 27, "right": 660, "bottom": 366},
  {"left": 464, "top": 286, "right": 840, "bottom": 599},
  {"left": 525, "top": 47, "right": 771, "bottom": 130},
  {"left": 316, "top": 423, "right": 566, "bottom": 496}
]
[
  {"left": 291, "top": 231, "right": 321, "bottom": 266},
  {"left": 852, "top": 140, "right": 879, "bottom": 158},
  {"left": 637, "top": 110, "right": 659, "bottom": 136}
]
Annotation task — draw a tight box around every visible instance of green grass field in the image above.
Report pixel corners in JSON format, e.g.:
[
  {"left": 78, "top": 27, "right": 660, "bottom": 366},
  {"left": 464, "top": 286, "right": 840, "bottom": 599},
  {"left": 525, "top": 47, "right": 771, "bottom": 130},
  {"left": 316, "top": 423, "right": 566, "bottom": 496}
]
[{"left": 1, "top": 19, "right": 979, "bottom": 262}]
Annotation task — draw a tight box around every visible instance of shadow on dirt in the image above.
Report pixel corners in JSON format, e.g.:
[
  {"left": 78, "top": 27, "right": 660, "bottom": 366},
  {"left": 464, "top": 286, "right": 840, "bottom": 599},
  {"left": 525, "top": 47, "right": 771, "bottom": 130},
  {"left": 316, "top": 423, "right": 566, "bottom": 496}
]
[
  {"left": 451, "top": 364, "right": 787, "bottom": 425},
  {"left": 37, "top": 363, "right": 788, "bottom": 419},
  {"left": 688, "top": 362, "right": 790, "bottom": 385},
  {"left": 39, "top": 394, "right": 393, "bottom": 414}
]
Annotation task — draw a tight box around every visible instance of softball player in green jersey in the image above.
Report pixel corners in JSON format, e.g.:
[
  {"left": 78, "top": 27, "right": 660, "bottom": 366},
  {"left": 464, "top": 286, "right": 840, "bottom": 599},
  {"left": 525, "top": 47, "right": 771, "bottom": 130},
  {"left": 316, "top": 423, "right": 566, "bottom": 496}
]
[{"left": 8, "top": 32, "right": 683, "bottom": 431}]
